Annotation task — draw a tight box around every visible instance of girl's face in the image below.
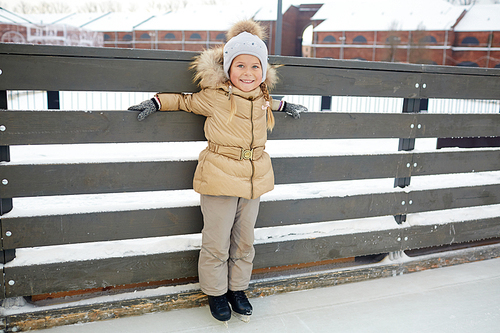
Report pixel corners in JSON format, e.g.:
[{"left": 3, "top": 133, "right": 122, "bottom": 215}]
[{"left": 229, "top": 54, "right": 263, "bottom": 92}]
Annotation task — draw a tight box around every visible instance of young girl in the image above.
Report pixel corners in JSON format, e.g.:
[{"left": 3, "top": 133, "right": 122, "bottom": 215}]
[{"left": 129, "top": 20, "right": 305, "bottom": 324}]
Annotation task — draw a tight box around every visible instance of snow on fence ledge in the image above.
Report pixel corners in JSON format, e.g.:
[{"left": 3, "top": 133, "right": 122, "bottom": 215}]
[{"left": 0, "top": 43, "right": 500, "bottom": 329}]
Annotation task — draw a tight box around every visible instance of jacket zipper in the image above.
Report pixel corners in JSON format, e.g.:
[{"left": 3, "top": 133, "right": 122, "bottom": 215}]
[{"left": 250, "top": 100, "right": 255, "bottom": 199}]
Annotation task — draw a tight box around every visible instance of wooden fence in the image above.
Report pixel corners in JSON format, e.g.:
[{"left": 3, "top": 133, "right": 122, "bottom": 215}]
[{"left": 0, "top": 43, "right": 500, "bottom": 331}]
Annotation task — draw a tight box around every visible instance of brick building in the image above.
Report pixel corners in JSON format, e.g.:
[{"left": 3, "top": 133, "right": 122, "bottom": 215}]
[
  {"left": 310, "top": 1, "right": 500, "bottom": 68},
  {"left": 0, "top": 9, "right": 102, "bottom": 46},
  {"left": 1, "top": 2, "right": 499, "bottom": 68}
]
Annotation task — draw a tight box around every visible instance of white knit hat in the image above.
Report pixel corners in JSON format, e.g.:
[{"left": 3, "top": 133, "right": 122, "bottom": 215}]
[{"left": 223, "top": 31, "right": 268, "bottom": 83}]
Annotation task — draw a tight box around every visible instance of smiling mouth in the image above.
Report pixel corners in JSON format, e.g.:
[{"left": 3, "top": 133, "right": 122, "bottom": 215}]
[{"left": 241, "top": 79, "right": 255, "bottom": 84}]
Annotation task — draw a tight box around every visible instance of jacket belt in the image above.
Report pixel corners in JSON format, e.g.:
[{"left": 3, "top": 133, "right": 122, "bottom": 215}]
[{"left": 207, "top": 141, "right": 264, "bottom": 161}]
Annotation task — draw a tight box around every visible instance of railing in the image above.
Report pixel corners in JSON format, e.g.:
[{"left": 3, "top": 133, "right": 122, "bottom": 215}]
[{"left": 0, "top": 43, "right": 499, "bottom": 331}]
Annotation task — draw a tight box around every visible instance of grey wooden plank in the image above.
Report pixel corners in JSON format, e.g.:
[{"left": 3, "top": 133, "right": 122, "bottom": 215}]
[
  {"left": 3, "top": 250, "right": 200, "bottom": 297},
  {"left": 270, "top": 63, "right": 422, "bottom": 98},
  {"left": 0, "top": 151, "right": 412, "bottom": 198},
  {"left": 253, "top": 229, "right": 403, "bottom": 269},
  {"left": 275, "top": 54, "right": 500, "bottom": 76},
  {"left": 270, "top": 112, "right": 419, "bottom": 139},
  {"left": 2, "top": 191, "right": 406, "bottom": 249},
  {"left": 257, "top": 193, "right": 407, "bottom": 228},
  {"left": 420, "top": 72, "right": 500, "bottom": 99},
  {"left": 412, "top": 150, "right": 500, "bottom": 176},
  {"left": 0, "top": 110, "right": 206, "bottom": 145},
  {"left": 3, "top": 148, "right": 498, "bottom": 198},
  {"left": 0, "top": 161, "right": 198, "bottom": 198},
  {"left": 1, "top": 207, "right": 204, "bottom": 249},
  {"left": 4, "top": 183, "right": 496, "bottom": 249},
  {"left": 273, "top": 153, "right": 412, "bottom": 184},
  {"left": 403, "top": 217, "right": 500, "bottom": 251},
  {"left": 2, "top": 111, "right": 499, "bottom": 146},
  {"left": 0, "top": 111, "right": 417, "bottom": 145},
  {"left": 3, "top": 228, "right": 404, "bottom": 297},
  {"left": 4, "top": 216, "right": 498, "bottom": 297},
  {"left": 0, "top": 52, "right": 198, "bottom": 93},
  {"left": 4, "top": 44, "right": 498, "bottom": 76},
  {"left": 2, "top": 44, "right": 498, "bottom": 99},
  {"left": 413, "top": 114, "right": 500, "bottom": 139},
  {"left": 407, "top": 184, "right": 500, "bottom": 214},
  {"left": 0, "top": 43, "right": 196, "bottom": 60}
]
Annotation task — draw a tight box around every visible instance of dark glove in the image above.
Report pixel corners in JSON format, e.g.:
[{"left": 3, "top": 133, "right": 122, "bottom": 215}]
[
  {"left": 282, "top": 102, "right": 307, "bottom": 119},
  {"left": 128, "top": 98, "right": 159, "bottom": 121}
]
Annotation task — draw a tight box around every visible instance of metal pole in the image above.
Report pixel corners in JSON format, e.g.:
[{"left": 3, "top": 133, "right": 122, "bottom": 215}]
[{"left": 275, "top": 0, "right": 282, "bottom": 55}]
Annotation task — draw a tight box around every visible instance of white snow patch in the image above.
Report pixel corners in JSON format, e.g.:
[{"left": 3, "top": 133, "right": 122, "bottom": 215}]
[{"left": 0, "top": 281, "right": 201, "bottom": 316}]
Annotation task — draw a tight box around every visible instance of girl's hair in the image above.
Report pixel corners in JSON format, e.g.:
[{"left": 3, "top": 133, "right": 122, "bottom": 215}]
[
  {"left": 226, "top": 81, "right": 275, "bottom": 131},
  {"left": 260, "top": 82, "right": 275, "bottom": 131}
]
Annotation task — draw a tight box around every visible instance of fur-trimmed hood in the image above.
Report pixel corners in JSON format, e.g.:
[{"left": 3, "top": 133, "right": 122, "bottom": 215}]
[{"left": 190, "top": 20, "right": 278, "bottom": 91}]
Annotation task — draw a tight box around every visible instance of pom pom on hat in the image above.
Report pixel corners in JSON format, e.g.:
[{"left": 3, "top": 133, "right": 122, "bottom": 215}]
[{"left": 223, "top": 22, "right": 269, "bottom": 83}]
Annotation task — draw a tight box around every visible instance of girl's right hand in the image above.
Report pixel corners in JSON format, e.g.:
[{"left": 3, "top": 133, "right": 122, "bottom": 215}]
[{"left": 128, "top": 98, "right": 159, "bottom": 121}]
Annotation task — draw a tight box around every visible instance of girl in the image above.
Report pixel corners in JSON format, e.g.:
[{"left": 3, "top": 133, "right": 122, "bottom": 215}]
[{"left": 129, "top": 20, "right": 305, "bottom": 324}]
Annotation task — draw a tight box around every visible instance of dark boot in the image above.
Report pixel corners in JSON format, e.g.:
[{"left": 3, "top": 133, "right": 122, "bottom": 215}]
[
  {"left": 227, "top": 290, "right": 252, "bottom": 316},
  {"left": 207, "top": 294, "right": 231, "bottom": 322}
]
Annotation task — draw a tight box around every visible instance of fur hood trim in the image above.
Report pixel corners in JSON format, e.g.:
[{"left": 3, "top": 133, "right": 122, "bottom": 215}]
[
  {"left": 191, "top": 19, "right": 278, "bottom": 90},
  {"left": 226, "top": 20, "right": 267, "bottom": 41},
  {"left": 191, "top": 46, "right": 278, "bottom": 90}
]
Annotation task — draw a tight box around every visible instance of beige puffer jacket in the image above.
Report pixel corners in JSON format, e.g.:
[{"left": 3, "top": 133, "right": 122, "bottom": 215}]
[{"left": 156, "top": 45, "right": 280, "bottom": 200}]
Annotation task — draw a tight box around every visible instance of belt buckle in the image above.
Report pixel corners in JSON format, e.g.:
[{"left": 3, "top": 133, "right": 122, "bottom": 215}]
[{"left": 240, "top": 148, "right": 253, "bottom": 160}]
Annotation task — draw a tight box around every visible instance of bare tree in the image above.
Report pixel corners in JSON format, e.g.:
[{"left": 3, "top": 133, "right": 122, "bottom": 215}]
[
  {"left": 385, "top": 20, "right": 401, "bottom": 62},
  {"left": 77, "top": 1, "right": 123, "bottom": 13},
  {"left": 445, "top": 0, "right": 476, "bottom": 5},
  {"left": 9, "top": 0, "right": 221, "bottom": 14}
]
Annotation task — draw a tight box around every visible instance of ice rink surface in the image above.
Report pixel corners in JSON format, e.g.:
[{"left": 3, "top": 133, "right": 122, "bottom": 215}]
[{"left": 39, "top": 257, "right": 500, "bottom": 333}]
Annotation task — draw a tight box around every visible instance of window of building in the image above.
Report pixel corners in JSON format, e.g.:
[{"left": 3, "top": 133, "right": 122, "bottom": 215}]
[
  {"left": 215, "top": 33, "right": 225, "bottom": 41},
  {"left": 461, "top": 36, "right": 479, "bottom": 45},
  {"left": 353, "top": 35, "right": 367, "bottom": 44},
  {"left": 190, "top": 33, "right": 202, "bottom": 40},
  {"left": 419, "top": 35, "right": 437, "bottom": 44},
  {"left": 386, "top": 36, "right": 401, "bottom": 44},
  {"left": 457, "top": 61, "right": 479, "bottom": 67},
  {"left": 123, "top": 34, "right": 132, "bottom": 41},
  {"left": 164, "top": 33, "right": 176, "bottom": 40},
  {"left": 140, "top": 33, "right": 151, "bottom": 39},
  {"left": 103, "top": 34, "right": 111, "bottom": 41},
  {"left": 323, "top": 35, "right": 336, "bottom": 43},
  {"left": 494, "top": 63, "right": 500, "bottom": 68}
]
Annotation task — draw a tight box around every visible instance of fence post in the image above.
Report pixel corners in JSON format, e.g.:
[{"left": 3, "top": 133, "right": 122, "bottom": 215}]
[
  {"left": 0, "top": 90, "right": 16, "bottom": 264},
  {"left": 393, "top": 98, "right": 428, "bottom": 224},
  {"left": 47, "top": 91, "right": 60, "bottom": 109},
  {"left": 321, "top": 96, "right": 332, "bottom": 111}
]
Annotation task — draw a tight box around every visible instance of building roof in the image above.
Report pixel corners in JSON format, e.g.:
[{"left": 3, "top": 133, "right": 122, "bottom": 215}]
[
  {"left": 2, "top": 1, "right": 499, "bottom": 35},
  {"left": 454, "top": 4, "right": 500, "bottom": 32},
  {"left": 136, "top": 5, "right": 260, "bottom": 31},
  {"left": 0, "top": 7, "right": 33, "bottom": 24},
  {"left": 78, "top": 12, "right": 155, "bottom": 31},
  {"left": 313, "top": 0, "right": 467, "bottom": 31}
]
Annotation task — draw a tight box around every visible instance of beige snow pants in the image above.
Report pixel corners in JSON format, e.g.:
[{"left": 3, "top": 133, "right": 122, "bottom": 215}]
[{"left": 198, "top": 194, "right": 260, "bottom": 296}]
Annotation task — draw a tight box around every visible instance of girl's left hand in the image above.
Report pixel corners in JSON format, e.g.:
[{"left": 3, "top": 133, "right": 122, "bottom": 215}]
[{"left": 282, "top": 102, "right": 307, "bottom": 119}]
